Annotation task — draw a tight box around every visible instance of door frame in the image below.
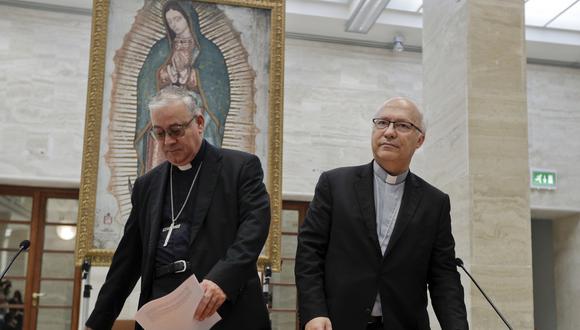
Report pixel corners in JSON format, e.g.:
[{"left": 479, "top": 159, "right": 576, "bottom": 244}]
[{"left": 0, "top": 185, "right": 80, "bottom": 330}]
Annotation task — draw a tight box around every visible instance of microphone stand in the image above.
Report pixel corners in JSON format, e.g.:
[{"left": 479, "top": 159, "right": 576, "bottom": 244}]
[
  {"left": 262, "top": 265, "right": 272, "bottom": 329},
  {"left": 455, "top": 258, "right": 513, "bottom": 330},
  {"left": 262, "top": 265, "right": 272, "bottom": 308},
  {"left": 81, "top": 258, "right": 92, "bottom": 327}
]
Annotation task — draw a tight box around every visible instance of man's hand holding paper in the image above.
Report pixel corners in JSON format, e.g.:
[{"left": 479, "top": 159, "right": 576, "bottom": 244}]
[
  {"left": 135, "top": 274, "right": 222, "bottom": 330},
  {"left": 194, "top": 279, "right": 227, "bottom": 321}
]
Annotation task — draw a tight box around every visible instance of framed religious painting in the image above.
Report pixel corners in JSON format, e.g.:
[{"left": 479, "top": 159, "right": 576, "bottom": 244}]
[{"left": 75, "top": 0, "right": 284, "bottom": 271}]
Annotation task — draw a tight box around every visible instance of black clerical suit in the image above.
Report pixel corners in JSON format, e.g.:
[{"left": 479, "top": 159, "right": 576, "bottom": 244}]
[
  {"left": 86, "top": 141, "right": 271, "bottom": 330},
  {"left": 295, "top": 162, "right": 468, "bottom": 330}
]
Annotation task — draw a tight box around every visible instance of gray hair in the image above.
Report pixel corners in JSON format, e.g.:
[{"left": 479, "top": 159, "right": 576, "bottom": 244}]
[{"left": 148, "top": 86, "right": 204, "bottom": 117}]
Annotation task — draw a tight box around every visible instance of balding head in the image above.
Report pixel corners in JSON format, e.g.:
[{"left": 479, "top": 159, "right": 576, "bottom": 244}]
[{"left": 374, "top": 97, "right": 425, "bottom": 133}]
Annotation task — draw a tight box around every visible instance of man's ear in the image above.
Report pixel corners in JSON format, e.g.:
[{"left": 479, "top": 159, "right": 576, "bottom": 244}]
[
  {"left": 415, "top": 133, "right": 425, "bottom": 149},
  {"left": 196, "top": 114, "right": 205, "bottom": 130}
]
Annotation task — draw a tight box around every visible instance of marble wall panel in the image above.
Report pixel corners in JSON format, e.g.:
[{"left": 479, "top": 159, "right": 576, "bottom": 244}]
[
  {"left": 422, "top": 0, "right": 473, "bottom": 326},
  {"left": 553, "top": 215, "right": 580, "bottom": 330},
  {"left": 527, "top": 64, "right": 580, "bottom": 213},
  {"left": 470, "top": 194, "right": 531, "bottom": 265},
  {"left": 0, "top": 6, "right": 90, "bottom": 183},
  {"left": 283, "top": 38, "right": 423, "bottom": 196},
  {"left": 469, "top": 264, "right": 534, "bottom": 329},
  {"left": 467, "top": 0, "right": 533, "bottom": 324},
  {"left": 423, "top": 0, "right": 535, "bottom": 328}
]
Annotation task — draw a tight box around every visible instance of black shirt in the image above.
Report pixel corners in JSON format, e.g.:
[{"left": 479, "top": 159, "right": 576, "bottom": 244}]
[{"left": 154, "top": 140, "right": 207, "bottom": 268}]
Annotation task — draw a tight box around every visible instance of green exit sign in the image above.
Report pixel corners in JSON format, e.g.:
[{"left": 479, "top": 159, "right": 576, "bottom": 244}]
[{"left": 531, "top": 170, "right": 557, "bottom": 190}]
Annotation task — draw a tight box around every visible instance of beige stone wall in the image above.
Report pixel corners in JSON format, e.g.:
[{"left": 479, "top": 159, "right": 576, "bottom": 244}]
[
  {"left": 527, "top": 64, "right": 580, "bottom": 330},
  {"left": 553, "top": 215, "right": 580, "bottom": 330},
  {"left": 528, "top": 64, "right": 580, "bottom": 212},
  {"left": 420, "top": 3, "right": 473, "bottom": 326},
  {"left": 0, "top": 6, "right": 91, "bottom": 184},
  {"left": 422, "top": 0, "right": 534, "bottom": 328},
  {"left": 283, "top": 38, "right": 423, "bottom": 195}
]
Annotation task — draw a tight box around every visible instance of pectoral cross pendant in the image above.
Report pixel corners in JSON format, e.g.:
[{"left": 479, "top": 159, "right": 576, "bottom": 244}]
[{"left": 162, "top": 221, "right": 181, "bottom": 247}]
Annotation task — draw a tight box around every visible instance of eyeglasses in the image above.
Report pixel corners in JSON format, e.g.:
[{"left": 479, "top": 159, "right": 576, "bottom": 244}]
[
  {"left": 150, "top": 116, "right": 196, "bottom": 141},
  {"left": 372, "top": 118, "right": 423, "bottom": 134}
]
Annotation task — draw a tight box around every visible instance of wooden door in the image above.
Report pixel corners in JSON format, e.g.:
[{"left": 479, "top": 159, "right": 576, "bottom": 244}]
[
  {"left": 269, "top": 200, "right": 309, "bottom": 330},
  {"left": 0, "top": 186, "right": 80, "bottom": 330}
]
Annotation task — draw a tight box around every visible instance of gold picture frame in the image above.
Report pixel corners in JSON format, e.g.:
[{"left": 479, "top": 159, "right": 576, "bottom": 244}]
[{"left": 75, "top": 0, "right": 284, "bottom": 271}]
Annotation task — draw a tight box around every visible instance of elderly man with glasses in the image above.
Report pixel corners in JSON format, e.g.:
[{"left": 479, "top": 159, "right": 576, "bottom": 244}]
[
  {"left": 86, "top": 86, "right": 272, "bottom": 330},
  {"left": 295, "top": 97, "right": 468, "bottom": 330}
]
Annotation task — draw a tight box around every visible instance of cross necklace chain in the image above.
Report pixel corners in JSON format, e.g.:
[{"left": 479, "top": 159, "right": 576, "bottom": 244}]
[{"left": 163, "top": 161, "right": 203, "bottom": 247}]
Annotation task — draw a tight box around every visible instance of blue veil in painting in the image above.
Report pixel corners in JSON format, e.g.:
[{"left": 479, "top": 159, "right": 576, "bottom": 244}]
[{"left": 134, "top": 1, "right": 230, "bottom": 175}]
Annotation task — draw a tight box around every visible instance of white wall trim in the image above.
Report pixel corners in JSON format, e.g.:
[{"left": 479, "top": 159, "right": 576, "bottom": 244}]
[
  {"left": 283, "top": 192, "right": 313, "bottom": 202},
  {"left": 0, "top": 175, "right": 80, "bottom": 188}
]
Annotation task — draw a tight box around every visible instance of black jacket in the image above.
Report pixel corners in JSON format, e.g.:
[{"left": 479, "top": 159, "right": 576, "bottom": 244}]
[
  {"left": 87, "top": 142, "right": 271, "bottom": 330},
  {"left": 295, "top": 162, "right": 468, "bottom": 330}
]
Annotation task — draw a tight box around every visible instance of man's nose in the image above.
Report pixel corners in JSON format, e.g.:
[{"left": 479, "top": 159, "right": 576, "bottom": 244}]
[
  {"left": 163, "top": 134, "right": 177, "bottom": 144},
  {"left": 383, "top": 122, "right": 397, "bottom": 137}
]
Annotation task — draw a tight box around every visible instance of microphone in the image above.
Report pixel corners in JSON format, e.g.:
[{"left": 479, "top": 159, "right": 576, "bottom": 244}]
[
  {"left": 455, "top": 258, "right": 513, "bottom": 330},
  {"left": 0, "top": 240, "right": 31, "bottom": 281},
  {"left": 20, "top": 240, "right": 30, "bottom": 250}
]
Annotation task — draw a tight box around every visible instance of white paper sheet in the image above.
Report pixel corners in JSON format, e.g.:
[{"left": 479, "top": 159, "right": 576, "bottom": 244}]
[{"left": 135, "top": 274, "right": 221, "bottom": 330}]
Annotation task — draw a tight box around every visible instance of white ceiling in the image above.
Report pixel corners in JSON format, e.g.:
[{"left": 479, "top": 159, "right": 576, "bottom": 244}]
[
  {"left": 526, "top": 0, "right": 580, "bottom": 29},
  {"left": 287, "top": 0, "right": 580, "bottom": 65},
  {"left": 329, "top": 0, "right": 580, "bottom": 31},
  {"left": 1, "top": 0, "right": 579, "bottom": 65}
]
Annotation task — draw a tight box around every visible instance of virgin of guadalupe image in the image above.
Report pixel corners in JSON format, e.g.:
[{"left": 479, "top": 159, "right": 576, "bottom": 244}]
[
  {"left": 157, "top": 1, "right": 201, "bottom": 91},
  {"left": 134, "top": 0, "right": 230, "bottom": 175},
  {"left": 103, "top": 0, "right": 259, "bottom": 235}
]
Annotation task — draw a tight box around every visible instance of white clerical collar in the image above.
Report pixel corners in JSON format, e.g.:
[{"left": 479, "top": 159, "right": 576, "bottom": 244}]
[
  {"left": 177, "top": 163, "right": 192, "bottom": 171},
  {"left": 373, "top": 161, "right": 409, "bottom": 185}
]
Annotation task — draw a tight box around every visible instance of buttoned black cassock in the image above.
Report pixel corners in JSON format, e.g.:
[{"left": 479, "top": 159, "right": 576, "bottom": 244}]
[
  {"left": 87, "top": 142, "right": 271, "bottom": 330},
  {"left": 295, "top": 163, "right": 468, "bottom": 330}
]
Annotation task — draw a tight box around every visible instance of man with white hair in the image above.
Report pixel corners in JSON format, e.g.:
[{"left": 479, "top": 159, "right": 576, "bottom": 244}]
[
  {"left": 296, "top": 97, "right": 468, "bottom": 330},
  {"left": 87, "top": 86, "right": 271, "bottom": 330}
]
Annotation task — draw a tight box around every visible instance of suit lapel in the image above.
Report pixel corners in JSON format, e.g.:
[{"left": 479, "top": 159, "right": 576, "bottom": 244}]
[
  {"left": 189, "top": 143, "right": 222, "bottom": 245},
  {"left": 384, "top": 172, "right": 423, "bottom": 257},
  {"left": 354, "top": 162, "right": 382, "bottom": 258}
]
